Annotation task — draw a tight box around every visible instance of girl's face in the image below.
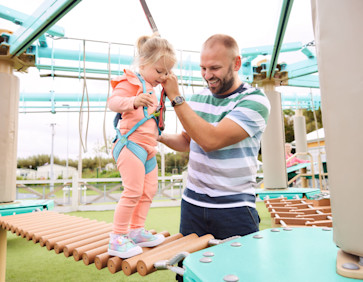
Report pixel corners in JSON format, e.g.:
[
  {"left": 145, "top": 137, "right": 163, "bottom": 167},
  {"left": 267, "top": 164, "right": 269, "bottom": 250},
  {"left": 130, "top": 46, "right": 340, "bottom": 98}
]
[{"left": 139, "top": 57, "right": 174, "bottom": 87}]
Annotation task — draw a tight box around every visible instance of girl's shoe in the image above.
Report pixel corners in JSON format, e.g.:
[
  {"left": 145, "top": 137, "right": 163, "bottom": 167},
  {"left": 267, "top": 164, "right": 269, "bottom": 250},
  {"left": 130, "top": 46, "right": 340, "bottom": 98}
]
[
  {"left": 108, "top": 233, "right": 142, "bottom": 258},
  {"left": 128, "top": 228, "right": 165, "bottom": 247}
]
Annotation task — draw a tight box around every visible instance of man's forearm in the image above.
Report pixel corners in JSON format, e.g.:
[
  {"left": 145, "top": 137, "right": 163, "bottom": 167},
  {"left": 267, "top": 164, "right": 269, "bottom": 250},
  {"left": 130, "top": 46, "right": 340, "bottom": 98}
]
[{"left": 159, "top": 133, "right": 190, "bottom": 152}]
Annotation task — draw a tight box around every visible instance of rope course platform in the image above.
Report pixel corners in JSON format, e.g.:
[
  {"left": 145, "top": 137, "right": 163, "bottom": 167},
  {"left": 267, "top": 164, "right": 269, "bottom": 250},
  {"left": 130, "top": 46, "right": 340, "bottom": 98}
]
[{"left": 263, "top": 196, "right": 332, "bottom": 228}]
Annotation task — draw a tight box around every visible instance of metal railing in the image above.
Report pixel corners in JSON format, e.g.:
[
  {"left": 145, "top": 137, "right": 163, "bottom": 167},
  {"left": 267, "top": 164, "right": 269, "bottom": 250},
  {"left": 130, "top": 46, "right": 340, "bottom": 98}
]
[
  {"left": 286, "top": 152, "right": 316, "bottom": 187},
  {"left": 16, "top": 172, "right": 187, "bottom": 210}
]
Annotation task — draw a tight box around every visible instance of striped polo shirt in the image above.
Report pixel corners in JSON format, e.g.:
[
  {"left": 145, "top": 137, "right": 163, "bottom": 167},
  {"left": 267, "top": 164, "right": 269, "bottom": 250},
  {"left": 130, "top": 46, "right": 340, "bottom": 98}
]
[{"left": 183, "top": 83, "right": 270, "bottom": 208}]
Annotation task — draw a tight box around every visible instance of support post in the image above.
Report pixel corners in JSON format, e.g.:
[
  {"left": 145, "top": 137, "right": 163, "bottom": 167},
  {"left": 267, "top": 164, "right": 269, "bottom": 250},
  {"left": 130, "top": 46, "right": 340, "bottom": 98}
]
[
  {"left": 293, "top": 109, "right": 308, "bottom": 187},
  {"left": 0, "top": 61, "right": 19, "bottom": 203},
  {"left": 72, "top": 172, "right": 79, "bottom": 211},
  {"left": 293, "top": 109, "right": 308, "bottom": 159},
  {"left": 0, "top": 227, "right": 6, "bottom": 282},
  {"left": 311, "top": 0, "right": 363, "bottom": 278},
  {"left": 261, "top": 82, "right": 287, "bottom": 189},
  {"left": 0, "top": 56, "right": 19, "bottom": 282}
]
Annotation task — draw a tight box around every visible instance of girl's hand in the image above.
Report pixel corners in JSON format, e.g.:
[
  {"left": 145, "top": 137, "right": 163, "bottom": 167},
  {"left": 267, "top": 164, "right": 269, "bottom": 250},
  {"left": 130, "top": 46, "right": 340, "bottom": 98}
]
[
  {"left": 162, "top": 73, "right": 180, "bottom": 101},
  {"left": 134, "top": 93, "right": 155, "bottom": 108}
]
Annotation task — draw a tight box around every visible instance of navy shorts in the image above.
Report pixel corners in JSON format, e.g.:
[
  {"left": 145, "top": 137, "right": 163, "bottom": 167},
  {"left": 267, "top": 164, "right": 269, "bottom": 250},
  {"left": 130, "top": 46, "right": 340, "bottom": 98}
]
[{"left": 179, "top": 199, "right": 260, "bottom": 240}]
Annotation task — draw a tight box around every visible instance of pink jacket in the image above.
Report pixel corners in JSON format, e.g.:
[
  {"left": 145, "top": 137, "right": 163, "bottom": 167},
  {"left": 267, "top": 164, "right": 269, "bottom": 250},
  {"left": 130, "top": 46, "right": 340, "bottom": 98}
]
[
  {"left": 108, "top": 69, "right": 158, "bottom": 157},
  {"left": 286, "top": 153, "right": 310, "bottom": 168}
]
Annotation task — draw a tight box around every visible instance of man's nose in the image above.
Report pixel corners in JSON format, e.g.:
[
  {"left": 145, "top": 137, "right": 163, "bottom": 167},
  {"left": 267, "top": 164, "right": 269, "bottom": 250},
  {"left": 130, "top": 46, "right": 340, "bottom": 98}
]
[{"left": 204, "top": 69, "right": 213, "bottom": 80}]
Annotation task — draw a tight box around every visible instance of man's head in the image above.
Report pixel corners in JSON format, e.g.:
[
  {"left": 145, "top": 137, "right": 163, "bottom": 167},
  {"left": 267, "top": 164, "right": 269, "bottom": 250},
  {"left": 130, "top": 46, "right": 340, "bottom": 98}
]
[{"left": 200, "top": 34, "right": 242, "bottom": 95}]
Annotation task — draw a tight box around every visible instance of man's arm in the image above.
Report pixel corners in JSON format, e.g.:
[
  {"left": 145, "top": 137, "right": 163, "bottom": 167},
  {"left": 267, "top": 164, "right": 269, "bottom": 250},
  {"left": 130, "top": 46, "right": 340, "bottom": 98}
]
[
  {"left": 162, "top": 75, "right": 249, "bottom": 152},
  {"left": 158, "top": 131, "right": 191, "bottom": 152}
]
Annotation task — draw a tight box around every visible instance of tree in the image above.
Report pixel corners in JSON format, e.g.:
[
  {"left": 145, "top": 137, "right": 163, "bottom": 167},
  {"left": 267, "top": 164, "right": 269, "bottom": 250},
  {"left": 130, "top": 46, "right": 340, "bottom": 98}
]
[
  {"left": 283, "top": 108, "right": 323, "bottom": 143},
  {"left": 156, "top": 151, "right": 189, "bottom": 174},
  {"left": 283, "top": 109, "right": 295, "bottom": 143}
]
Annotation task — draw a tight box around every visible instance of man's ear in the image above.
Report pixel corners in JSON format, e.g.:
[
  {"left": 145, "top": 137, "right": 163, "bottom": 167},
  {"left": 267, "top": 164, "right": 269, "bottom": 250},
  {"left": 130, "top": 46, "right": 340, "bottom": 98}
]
[{"left": 234, "top": 56, "right": 242, "bottom": 71}]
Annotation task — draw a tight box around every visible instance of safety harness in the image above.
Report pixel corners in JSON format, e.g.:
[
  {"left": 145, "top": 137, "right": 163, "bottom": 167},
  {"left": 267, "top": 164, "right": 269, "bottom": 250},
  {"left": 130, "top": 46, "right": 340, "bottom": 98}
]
[{"left": 112, "top": 72, "right": 165, "bottom": 174}]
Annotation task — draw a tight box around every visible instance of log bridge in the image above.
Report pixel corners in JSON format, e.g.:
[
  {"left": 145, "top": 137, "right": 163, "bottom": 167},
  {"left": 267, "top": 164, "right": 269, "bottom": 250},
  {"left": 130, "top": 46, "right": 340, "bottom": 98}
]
[{"left": 0, "top": 211, "right": 214, "bottom": 281}]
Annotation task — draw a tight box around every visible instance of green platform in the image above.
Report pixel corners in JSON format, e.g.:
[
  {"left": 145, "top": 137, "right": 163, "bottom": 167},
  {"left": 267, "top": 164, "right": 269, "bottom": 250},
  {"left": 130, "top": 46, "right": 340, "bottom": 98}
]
[
  {"left": 255, "top": 187, "right": 321, "bottom": 200},
  {"left": 183, "top": 227, "right": 355, "bottom": 282},
  {"left": 0, "top": 200, "right": 54, "bottom": 216}
]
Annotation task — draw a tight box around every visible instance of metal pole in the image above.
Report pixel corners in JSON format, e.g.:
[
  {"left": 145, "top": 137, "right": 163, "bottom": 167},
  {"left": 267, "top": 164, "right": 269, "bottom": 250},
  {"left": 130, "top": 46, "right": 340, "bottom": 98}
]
[
  {"left": 64, "top": 104, "right": 70, "bottom": 180},
  {"left": 50, "top": 123, "right": 56, "bottom": 193}
]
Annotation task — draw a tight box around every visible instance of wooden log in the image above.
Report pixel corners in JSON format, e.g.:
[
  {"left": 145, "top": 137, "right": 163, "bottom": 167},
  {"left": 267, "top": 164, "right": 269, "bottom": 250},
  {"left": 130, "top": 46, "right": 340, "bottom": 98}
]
[
  {"left": 44, "top": 223, "right": 111, "bottom": 250},
  {"left": 294, "top": 207, "right": 331, "bottom": 214},
  {"left": 73, "top": 238, "right": 109, "bottom": 261},
  {"left": 38, "top": 220, "right": 103, "bottom": 246},
  {"left": 274, "top": 217, "right": 315, "bottom": 225},
  {"left": 10, "top": 213, "right": 65, "bottom": 233},
  {"left": 284, "top": 203, "right": 311, "bottom": 208},
  {"left": 80, "top": 231, "right": 170, "bottom": 267},
  {"left": 17, "top": 214, "right": 80, "bottom": 237},
  {"left": 43, "top": 223, "right": 111, "bottom": 250},
  {"left": 305, "top": 220, "right": 333, "bottom": 227},
  {"left": 108, "top": 256, "right": 123, "bottom": 274},
  {"left": 94, "top": 252, "right": 110, "bottom": 270},
  {"left": 24, "top": 216, "right": 89, "bottom": 239},
  {"left": 270, "top": 212, "right": 304, "bottom": 218},
  {"left": 82, "top": 245, "right": 108, "bottom": 265},
  {"left": 267, "top": 206, "right": 298, "bottom": 212},
  {"left": 15, "top": 214, "right": 71, "bottom": 236},
  {"left": 265, "top": 202, "right": 292, "bottom": 207},
  {"left": 0, "top": 211, "right": 56, "bottom": 229},
  {"left": 27, "top": 217, "right": 91, "bottom": 241},
  {"left": 310, "top": 198, "right": 331, "bottom": 207},
  {"left": 122, "top": 233, "right": 183, "bottom": 276},
  {"left": 137, "top": 234, "right": 214, "bottom": 276},
  {"left": 263, "top": 197, "right": 287, "bottom": 203},
  {"left": 62, "top": 232, "right": 110, "bottom": 256},
  {"left": 296, "top": 213, "right": 332, "bottom": 220}
]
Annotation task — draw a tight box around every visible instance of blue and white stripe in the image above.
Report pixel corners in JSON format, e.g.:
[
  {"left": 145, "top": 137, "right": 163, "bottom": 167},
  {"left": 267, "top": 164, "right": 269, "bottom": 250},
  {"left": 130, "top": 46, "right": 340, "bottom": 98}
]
[{"left": 183, "top": 83, "right": 270, "bottom": 208}]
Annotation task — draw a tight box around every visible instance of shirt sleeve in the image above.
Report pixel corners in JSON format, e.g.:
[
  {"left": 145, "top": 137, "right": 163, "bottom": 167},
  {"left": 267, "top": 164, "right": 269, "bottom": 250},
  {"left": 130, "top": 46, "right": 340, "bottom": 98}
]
[{"left": 226, "top": 91, "right": 270, "bottom": 138}]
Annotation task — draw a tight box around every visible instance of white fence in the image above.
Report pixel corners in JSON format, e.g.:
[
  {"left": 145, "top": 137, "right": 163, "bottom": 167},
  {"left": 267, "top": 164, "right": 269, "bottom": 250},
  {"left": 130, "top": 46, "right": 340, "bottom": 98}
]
[{"left": 16, "top": 172, "right": 187, "bottom": 210}]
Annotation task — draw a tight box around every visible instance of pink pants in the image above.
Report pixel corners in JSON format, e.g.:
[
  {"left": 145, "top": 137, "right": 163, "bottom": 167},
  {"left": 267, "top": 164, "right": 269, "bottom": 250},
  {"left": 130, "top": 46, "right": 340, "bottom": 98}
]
[{"left": 112, "top": 146, "right": 158, "bottom": 234}]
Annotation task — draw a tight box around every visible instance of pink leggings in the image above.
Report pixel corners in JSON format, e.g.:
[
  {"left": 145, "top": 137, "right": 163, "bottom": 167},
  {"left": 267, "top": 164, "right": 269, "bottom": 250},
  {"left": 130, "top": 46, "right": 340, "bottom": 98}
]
[{"left": 112, "top": 147, "right": 158, "bottom": 234}]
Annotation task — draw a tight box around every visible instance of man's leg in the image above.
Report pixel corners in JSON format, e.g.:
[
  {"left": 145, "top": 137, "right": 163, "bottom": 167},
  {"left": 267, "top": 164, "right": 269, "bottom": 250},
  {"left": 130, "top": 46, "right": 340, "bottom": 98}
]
[
  {"left": 208, "top": 206, "right": 260, "bottom": 239},
  {"left": 179, "top": 199, "right": 209, "bottom": 236}
]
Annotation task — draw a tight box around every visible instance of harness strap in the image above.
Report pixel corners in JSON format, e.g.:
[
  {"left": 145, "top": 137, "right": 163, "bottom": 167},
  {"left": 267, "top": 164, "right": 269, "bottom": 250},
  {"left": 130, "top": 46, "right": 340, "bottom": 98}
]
[
  {"left": 112, "top": 72, "right": 158, "bottom": 173},
  {"left": 112, "top": 137, "right": 156, "bottom": 173}
]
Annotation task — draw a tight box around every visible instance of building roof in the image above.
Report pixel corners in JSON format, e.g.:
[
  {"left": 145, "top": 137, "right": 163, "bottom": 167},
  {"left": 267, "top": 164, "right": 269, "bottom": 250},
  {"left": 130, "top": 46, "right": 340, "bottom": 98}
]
[{"left": 292, "top": 128, "right": 325, "bottom": 145}]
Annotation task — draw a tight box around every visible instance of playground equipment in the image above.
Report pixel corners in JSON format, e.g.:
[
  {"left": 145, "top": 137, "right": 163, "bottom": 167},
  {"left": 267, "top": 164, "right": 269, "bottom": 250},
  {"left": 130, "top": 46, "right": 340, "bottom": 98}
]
[{"left": 1, "top": 0, "right": 363, "bottom": 280}]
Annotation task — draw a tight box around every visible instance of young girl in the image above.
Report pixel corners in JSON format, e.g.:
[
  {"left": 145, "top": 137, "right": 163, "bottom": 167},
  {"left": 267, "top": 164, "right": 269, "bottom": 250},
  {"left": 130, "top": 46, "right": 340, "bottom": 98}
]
[{"left": 107, "top": 34, "right": 176, "bottom": 259}]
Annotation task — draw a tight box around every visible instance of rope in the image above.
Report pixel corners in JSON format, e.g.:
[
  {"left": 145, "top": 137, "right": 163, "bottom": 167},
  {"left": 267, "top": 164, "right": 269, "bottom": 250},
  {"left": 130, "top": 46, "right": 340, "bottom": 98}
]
[
  {"left": 178, "top": 49, "right": 185, "bottom": 97},
  {"left": 79, "top": 39, "right": 90, "bottom": 153},
  {"left": 102, "top": 42, "right": 112, "bottom": 154},
  {"left": 50, "top": 38, "right": 55, "bottom": 114}
]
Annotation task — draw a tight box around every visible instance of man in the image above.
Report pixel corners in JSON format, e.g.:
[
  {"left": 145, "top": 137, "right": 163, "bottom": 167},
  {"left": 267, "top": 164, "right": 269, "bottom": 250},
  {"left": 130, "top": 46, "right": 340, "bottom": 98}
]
[{"left": 160, "top": 34, "right": 270, "bottom": 239}]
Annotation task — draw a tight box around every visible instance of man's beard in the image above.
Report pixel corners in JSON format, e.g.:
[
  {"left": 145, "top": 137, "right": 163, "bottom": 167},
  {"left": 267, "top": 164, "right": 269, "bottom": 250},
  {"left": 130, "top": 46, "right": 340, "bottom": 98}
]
[{"left": 207, "top": 65, "right": 235, "bottom": 95}]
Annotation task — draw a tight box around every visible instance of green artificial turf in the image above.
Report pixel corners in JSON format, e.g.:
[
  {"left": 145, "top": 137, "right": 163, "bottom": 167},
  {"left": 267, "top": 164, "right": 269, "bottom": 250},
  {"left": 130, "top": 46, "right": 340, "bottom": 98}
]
[{"left": 5, "top": 202, "right": 271, "bottom": 282}]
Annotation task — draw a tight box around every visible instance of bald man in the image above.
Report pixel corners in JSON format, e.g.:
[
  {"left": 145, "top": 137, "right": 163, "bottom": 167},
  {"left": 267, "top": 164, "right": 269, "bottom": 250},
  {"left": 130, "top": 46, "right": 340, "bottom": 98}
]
[{"left": 160, "top": 34, "right": 271, "bottom": 239}]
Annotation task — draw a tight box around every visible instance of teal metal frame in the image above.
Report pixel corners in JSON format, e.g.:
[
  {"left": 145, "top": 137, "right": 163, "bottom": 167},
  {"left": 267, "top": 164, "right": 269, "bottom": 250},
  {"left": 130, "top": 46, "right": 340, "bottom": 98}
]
[
  {"left": 0, "top": 200, "right": 54, "bottom": 216},
  {"left": 8, "top": 0, "right": 82, "bottom": 57},
  {"left": 183, "top": 227, "right": 355, "bottom": 282},
  {"left": 267, "top": 0, "right": 294, "bottom": 79}
]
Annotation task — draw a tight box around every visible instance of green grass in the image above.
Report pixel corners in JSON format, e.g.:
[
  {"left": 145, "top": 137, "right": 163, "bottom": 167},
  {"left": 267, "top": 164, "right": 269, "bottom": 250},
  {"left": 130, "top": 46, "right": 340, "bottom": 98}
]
[{"left": 5, "top": 202, "right": 271, "bottom": 282}]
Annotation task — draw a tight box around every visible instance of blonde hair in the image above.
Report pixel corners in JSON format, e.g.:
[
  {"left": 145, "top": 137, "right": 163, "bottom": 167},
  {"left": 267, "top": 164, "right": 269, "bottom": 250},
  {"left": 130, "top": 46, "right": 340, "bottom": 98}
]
[{"left": 135, "top": 33, "right": 176, "bottom": 69}]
